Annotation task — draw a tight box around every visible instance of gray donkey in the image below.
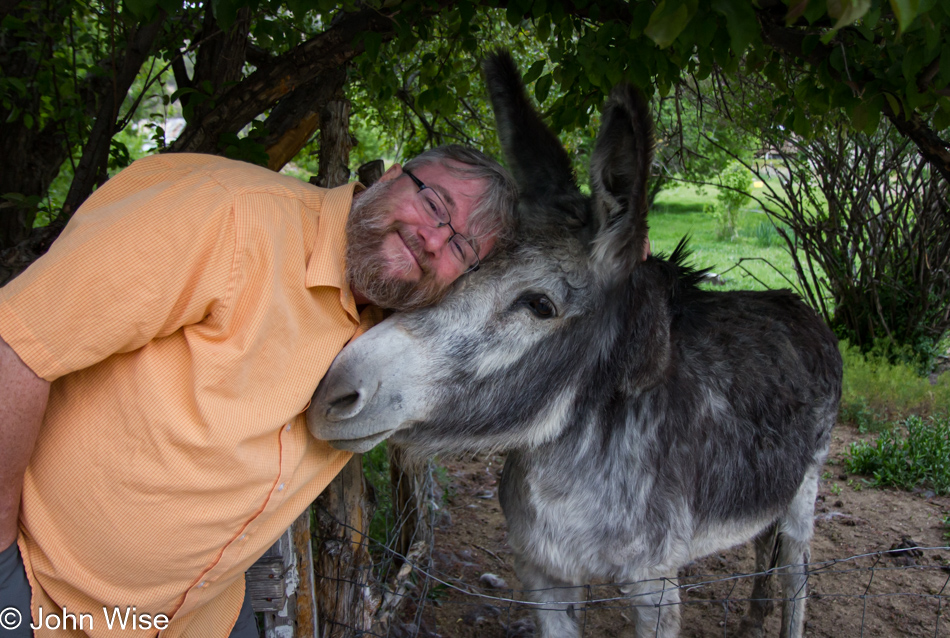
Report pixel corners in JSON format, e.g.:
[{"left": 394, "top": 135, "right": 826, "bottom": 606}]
[{"left": 307, "top": 52, "right": 842, "bottom": 638}]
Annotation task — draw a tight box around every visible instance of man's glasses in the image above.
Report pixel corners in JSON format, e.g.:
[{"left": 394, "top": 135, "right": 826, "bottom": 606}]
[{"left": 404, "top": 170, "right": 480, "bottom": 274}]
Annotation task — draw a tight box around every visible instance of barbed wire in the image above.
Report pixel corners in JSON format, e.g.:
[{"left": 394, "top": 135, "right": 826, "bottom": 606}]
[{"left": 312, "top": 506, "right": 950, "bottom": 637}]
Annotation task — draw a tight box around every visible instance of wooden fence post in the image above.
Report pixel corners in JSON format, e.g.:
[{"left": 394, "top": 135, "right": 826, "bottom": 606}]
[
  {"left": 309, "top": 98, "right": 384, "bottom": 638},
  {"left": 248, "top": 99, "right": 437, "bottom": 637}
]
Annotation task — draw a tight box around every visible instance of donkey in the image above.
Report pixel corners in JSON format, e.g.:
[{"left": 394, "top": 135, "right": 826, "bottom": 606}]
[{"left": 307, "top": 52, "right": 842, "bottom": 638}]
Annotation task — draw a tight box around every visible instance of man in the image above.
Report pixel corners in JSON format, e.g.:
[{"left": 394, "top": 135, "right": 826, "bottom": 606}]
[{"left": 0, "top": 147, "right": 516, "bottom": 638}]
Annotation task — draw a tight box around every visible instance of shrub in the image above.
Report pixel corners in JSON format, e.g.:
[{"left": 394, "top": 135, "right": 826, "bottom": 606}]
[
  {"left": 840, "top": 341, "right": 950, "bottom": 425},
  {"left": 711, "top": 162, "right": 753, "bottom": 240},
  {"left": 844, "top": 414, "right": 950, "bottom": 495}
]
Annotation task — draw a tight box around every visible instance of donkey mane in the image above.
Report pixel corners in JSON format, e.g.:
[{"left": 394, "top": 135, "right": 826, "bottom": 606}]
[{"left": 650, "top": 236, "right": 712, "bottom": 296}]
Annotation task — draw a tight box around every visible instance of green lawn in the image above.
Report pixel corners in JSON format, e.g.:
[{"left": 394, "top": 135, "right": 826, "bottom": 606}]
[{"left": 650, "top": 183, "right": 813, "bottom": 293}]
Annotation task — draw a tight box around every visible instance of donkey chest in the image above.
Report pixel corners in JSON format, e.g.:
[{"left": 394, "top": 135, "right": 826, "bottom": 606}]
[{"left": 500, "top": 451, "right": 692, "bottom": 579}]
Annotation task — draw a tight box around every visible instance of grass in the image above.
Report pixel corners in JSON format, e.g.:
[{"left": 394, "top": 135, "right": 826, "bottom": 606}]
[
  {"left": 655, "top": 181, "right": 950, "bottom": 407},
  {"left": 651, "top": 183, "right": 806, "bottom": 293},
  {"left": 844, "top": 414, "right": 950, "bottom": 495},
  {"left": 362, "top": 442, "right": 395, "bottom": 555}
]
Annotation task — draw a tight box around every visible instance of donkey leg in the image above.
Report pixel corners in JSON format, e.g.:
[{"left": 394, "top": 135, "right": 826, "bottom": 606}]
[
  {"left": 620, "top": 572, "right": 681, "bottom": 638},
  {"left": 776, "top": 469, "right": 819, "bottom": 638},
  {"left": 515, "top": 556, "right": 586, "bottom": 638},
  {"left": 737, "top": 523, "right": 778, "bottom": 638}
]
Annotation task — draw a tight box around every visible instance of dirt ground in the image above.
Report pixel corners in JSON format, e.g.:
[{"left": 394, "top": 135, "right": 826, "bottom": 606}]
[{"left": 392, "top": 424, "right": 950, "bottom": 637}]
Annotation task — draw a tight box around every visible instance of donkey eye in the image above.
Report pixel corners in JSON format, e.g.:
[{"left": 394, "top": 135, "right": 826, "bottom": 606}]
[{"left": 516, "top": 293, "right": 557, "bottom": 319}]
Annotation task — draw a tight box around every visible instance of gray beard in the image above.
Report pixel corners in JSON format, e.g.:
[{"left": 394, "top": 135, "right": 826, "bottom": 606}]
[{"left": 345, "top": 180, "right": 447, "bottom": 311}]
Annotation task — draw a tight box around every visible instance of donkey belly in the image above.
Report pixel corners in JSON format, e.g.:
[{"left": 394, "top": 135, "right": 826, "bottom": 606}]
[
  {"left": 500, "top": 451, "right": 696, "bottom": 585},
  {"left": 500, "top": 447, "right": 820, "bottom": 587}
]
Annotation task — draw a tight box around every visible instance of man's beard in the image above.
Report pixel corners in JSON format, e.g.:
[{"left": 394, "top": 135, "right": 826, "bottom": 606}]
[{"left": 345, "top": 180, "right": 448, "bottom": 311}]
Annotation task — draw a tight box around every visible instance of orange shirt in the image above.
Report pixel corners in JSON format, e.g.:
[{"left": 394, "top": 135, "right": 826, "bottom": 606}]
[{"left": 0, "top": 153, "right": 377, "bottom": 637}]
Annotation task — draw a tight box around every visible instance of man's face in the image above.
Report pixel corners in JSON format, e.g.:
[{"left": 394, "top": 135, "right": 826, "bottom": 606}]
[{"left": 346, "top": 161, "right": 496, "bottom": 311}]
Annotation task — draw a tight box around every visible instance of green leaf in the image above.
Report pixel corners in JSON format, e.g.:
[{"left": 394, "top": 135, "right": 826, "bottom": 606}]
[
  {"left": 535, "top": 73, "right": 553, "bottom": 103},
  {"left": 829, "top": 44, "right": 845, "bottom": 71},
  {"left": 827, "top": 0, "right": 871, "bottom": 29},
  {"left": 629, "top": 1, "right": 654, "bottom": 37},
  {"left": 888, "top": 0, "right": 919, "bottom": 34},
  {"left": 458, "top": 0, "right": 475, "bottom": 28},
  {"left": 363, "top": 31, "right": 382, "bottom": 60},
  {"left": 523, "top": 60, "right": 546, "bottom": 84},
  {"left": 932, "top": 98, "right": 950, "bottom": 133},
  {"left": 418, "top": 88, "right": 439, "bottom": 110},
  {"left": 537, "top": 17, "right": 551, "bottom": 42},
  {"left": 712, "top": 0, "right": 759, "bottom": 54},
  {"left": 506, "top": 2, "right": 522, "bottom": 26},
  {"left": 847, "top": 100, "right": 869, "bottom": 131},
  {"left": 644, "top": 0, "right": 696, "bottom": 49},
  {"left": 938, "top": 46, "right": 950, "bottom": 91},
  {"left": 211, "top": 0, "right": 242, "bottom": 29},
  {"left": 804, "top": 0, "right": 828, "bottom": 24},
  {"left": 884, "top": 92, "right": 903, "bottom": 116},
  {"left": 7, "top": 77, "right": 26, "bottom": 95},
  {"left": 123, "top": 0, "right": 159, "bottom": 18},
  {"left": 785, "top": 0, "right": 809, "bottom": 24},
  {"left": 792, "top": 107, "right": 813, "bottom": 137},
  {"left": 23, "top": 113, "right": 33, "bottom": 129}
]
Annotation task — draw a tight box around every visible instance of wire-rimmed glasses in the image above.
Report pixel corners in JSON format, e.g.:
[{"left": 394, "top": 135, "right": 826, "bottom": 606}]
[{"left": 404, "top": 170, "right": 481, "bottom": 274}]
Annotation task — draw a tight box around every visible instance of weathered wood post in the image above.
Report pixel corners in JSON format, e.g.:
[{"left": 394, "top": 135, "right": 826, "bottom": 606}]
[
  {"left": 309, "top": 98, "right": 382, "bottom": 638},
  {"left": 249, "top": 100, "right": 438, "bottom": 637}
]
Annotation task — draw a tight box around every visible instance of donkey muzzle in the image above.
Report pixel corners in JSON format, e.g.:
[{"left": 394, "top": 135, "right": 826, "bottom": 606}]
[{"left": 306, "top": 319, "right": 429, "bottom": 453}]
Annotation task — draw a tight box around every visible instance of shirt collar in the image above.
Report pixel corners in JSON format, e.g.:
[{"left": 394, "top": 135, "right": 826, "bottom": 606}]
[{"left": 305, "top": 181, "right": 365, "bottom": 321}]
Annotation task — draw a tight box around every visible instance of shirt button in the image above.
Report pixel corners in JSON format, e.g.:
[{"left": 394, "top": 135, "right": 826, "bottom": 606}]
[
  {"left": 277, "top": 483, "right": 285, "bottom": 492},
  {"left": 198, "top": 581, "right": 207, "bottom": 588},
  {"left": 285, "top": 423, "right": 292, "bottom": 432},
  {"left": 238, "top": 534, "right": 247, "bottom": 541}
]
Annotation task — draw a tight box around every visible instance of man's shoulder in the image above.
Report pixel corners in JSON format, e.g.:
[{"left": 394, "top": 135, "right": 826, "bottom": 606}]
[{"left": 131, "top": 153, "right": 324, "bottom": 202}]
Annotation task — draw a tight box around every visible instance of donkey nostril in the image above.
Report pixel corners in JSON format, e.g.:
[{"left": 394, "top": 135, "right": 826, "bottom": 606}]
[
  {"left": 329, "top": 391, "right": 361, "bottom": 413},
  {"left": 318, "top": 379, "right": 378, "bottom": 422}
]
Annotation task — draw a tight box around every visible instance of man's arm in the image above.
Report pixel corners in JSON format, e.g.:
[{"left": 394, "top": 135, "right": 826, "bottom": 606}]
[{"left": 0, "top": 336, "right": 49, "bottom": 551}]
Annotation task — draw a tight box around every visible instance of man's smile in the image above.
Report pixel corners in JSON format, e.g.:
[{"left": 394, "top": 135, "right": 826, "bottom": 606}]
[{"left": 395, "top": 228, "right": 426, "bottom": 274}]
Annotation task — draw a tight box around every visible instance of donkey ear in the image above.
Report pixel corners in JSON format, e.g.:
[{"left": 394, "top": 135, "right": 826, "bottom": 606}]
[
  {"left": 483, "top": 51, "right": 577, "bottom": 203},
  {"left": 589, "top": 84, "right": 654, "bottom": 276}
]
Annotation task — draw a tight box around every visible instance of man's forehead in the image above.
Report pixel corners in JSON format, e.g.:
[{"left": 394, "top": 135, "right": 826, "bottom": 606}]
[{"left": 417, "top": 162, "right": 483, "bottom": 210}]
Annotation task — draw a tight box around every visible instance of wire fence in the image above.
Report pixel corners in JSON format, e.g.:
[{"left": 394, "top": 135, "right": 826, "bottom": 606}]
[{"left": 311, "top": 500, "right": 950, "bottom": 638}]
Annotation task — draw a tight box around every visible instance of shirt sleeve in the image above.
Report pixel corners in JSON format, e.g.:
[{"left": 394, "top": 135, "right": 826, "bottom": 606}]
[{"left": 0, "top": 154, "right": 238, "bottom": 382}]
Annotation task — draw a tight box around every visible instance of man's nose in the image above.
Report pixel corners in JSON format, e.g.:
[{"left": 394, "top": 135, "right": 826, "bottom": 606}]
[{"left": 416, "top": 223, "right": 454, "bottom": 254}]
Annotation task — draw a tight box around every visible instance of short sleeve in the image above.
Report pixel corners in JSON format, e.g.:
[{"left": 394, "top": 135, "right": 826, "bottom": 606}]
[{"left": 0, "top": 154, "right": 238, "bottom": 381}]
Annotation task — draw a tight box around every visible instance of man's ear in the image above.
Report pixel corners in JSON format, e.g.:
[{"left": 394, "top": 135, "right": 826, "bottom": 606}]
[{"left": 377, "top": 163, "right": 402, "bottom": 184}]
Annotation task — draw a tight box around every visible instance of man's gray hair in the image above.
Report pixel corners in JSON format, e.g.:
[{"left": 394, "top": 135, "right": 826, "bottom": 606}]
[{"left": 403, "top": 145, "right": 516, "bottom": 256}]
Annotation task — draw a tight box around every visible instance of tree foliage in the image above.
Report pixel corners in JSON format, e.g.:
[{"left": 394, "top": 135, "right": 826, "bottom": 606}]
[{"left": 2, "top": 2, "right": 949, "bottom": 346}]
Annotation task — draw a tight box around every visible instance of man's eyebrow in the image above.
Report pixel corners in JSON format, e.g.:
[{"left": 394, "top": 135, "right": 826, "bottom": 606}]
[
  {"left": 431, "top": 183, "right": 456, "bottom": 214},
  {"left": 430, "top": 180, "right": 481, "bottom": 253}
]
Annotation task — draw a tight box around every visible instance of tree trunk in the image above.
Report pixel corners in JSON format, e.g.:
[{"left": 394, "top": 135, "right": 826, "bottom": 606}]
[
  {"left": 314, "top": 100, "right": 352, "bottom": 188},
  {"left": 61, "top": 11, "right": 166, "bottom": 216},
  {"left": 176, "top": 5, "right": 252, "bottom": 124},
  {"left": 263, "top": 68, "right": 348, "bottom": 172},
  {"left": 166, "top": 1, "right": 440, "bottom": 156}
]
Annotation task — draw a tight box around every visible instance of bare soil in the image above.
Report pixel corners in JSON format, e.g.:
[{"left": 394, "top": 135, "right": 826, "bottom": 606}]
[{"left": 395, "top": 424, "right": 950, "bottom": 637}]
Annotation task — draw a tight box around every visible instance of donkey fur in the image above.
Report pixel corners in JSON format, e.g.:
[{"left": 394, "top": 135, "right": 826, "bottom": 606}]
[{"left": 308, "top": 51, "right": 842, "bottom": 638}]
